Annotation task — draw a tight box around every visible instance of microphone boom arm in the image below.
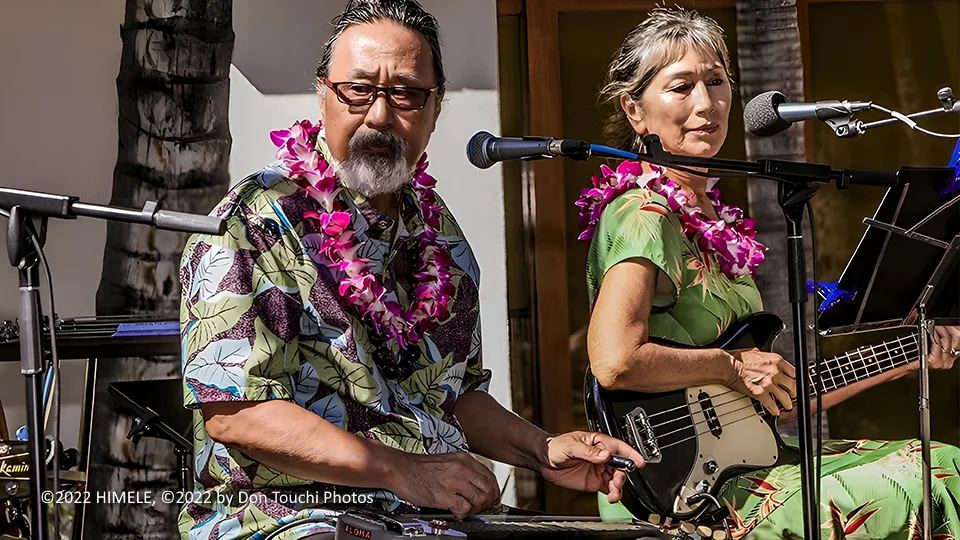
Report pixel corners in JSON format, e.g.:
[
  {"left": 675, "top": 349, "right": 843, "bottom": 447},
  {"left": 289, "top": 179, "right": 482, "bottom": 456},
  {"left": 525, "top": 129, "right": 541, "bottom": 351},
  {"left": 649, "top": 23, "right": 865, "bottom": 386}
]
[
  {"left": 830, "top": 87, "right": 960, "bottom": 138},
  {"left": 589, "top": 135, "right": 899, "bottom": 189},
  {"left": 838, "top": 100, "right": 960, "bottom": 138}
]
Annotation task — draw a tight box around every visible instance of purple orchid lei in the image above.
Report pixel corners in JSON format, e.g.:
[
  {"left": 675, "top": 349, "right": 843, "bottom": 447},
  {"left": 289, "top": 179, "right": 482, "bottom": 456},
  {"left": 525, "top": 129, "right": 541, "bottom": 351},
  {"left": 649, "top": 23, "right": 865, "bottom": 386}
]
[
  {"left": 576, "top": 160, "right": 766, "bottom": 279},
  {"left": 270, "top": 119, "right": 455, "bottom": 349}
]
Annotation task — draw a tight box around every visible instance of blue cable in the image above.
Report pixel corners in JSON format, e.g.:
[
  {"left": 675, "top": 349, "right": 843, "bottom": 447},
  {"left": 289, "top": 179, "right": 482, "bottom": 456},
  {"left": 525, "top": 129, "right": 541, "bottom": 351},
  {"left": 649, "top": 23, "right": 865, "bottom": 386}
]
[
  {"left": 589, "top": 144, "right": 640, "bottom": 160},
  {"left": 43, "top": 368, "right": 53, "bottom": 404}
]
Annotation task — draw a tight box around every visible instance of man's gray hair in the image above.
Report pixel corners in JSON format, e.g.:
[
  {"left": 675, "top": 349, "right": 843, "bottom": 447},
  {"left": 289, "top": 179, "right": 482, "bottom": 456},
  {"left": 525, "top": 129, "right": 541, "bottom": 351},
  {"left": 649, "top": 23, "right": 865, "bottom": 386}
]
[
  {"left": 316, "top": 0, "right": 446, "bottom": 99},
  {"left": 600, "top": 7, "right": 734, "bottom": 151}
]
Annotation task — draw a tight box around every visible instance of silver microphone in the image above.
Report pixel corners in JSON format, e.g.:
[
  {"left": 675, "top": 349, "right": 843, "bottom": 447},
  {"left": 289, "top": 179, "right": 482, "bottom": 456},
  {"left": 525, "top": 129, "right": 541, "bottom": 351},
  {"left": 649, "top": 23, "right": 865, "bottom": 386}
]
[{"left": 744, "top": 91, "right": 872, "bottom": 137}]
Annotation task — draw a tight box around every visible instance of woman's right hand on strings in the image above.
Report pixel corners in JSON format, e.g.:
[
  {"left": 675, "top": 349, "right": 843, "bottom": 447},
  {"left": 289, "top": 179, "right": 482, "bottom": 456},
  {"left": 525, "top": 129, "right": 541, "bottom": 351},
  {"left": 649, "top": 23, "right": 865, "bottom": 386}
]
[{"left": 725, "top": 348, "right": 797, "bottom": 416}]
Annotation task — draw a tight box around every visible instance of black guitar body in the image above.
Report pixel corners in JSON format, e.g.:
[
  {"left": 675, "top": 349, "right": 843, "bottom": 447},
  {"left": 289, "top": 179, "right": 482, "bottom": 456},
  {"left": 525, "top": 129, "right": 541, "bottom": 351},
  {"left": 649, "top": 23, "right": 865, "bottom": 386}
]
[{"left": 584, "top": 312, "right": 800, "bottom": 522}]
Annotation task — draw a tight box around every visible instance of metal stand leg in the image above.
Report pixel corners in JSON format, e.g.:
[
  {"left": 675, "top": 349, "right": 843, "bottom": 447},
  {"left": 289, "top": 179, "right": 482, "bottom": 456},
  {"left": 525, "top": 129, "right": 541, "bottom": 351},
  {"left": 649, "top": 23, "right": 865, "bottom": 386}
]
[
  {"left": 917, "top": 286, "right": 934, "bottom": 540},
  {"left": 7, "top": 207, "right": 50, "bottom": 540},
  {"left": 176, "top": 447, "right": 191, "bottom": 493},
  {"left": 70, "top": 357, "right": 97, "bottom": 540},
  {"left": 779, "top": 182, "right": 821, "bottom": 540}
]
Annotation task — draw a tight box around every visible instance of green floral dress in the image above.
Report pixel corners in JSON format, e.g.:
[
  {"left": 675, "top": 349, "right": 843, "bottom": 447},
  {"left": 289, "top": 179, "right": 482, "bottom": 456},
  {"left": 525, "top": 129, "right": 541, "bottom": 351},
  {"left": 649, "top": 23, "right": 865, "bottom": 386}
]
[{"left": 587, "top": 188, "right": 960, "bottom": 539}]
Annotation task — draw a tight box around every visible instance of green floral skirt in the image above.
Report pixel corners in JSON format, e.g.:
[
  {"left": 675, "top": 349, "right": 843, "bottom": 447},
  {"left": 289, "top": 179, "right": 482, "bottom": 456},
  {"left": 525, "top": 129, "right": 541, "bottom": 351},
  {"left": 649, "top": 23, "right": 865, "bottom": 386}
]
[{"left": 599, "top": 439, "right": 960, "bottom": 539}]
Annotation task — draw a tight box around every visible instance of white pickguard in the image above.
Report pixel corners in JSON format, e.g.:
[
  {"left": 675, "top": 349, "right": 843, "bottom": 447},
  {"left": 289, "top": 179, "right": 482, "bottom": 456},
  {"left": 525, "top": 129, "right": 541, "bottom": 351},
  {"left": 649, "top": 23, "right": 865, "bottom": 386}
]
[{"left": 673, "top": 384, "right": 779, "bottom": 515}]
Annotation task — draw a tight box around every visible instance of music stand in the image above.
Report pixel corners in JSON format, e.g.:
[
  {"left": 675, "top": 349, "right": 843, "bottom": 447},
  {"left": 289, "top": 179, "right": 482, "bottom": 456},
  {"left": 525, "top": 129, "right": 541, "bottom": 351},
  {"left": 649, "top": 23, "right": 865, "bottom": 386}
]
[
  {"left": 819, "top": 166, "right": 960, "bottom": 540},
  {"left": 108, "top": 379, "right": 193, "bottom": 492}
]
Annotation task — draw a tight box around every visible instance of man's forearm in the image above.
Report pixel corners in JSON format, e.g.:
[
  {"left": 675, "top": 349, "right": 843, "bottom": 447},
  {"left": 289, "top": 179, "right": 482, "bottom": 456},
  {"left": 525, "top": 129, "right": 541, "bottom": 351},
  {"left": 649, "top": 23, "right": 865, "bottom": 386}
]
[
  {"left": 455, "top": 391, "right": 549, "bottom": 471},
  {"left": 202, "top": 400, "right": 401, "bottom": 489}
]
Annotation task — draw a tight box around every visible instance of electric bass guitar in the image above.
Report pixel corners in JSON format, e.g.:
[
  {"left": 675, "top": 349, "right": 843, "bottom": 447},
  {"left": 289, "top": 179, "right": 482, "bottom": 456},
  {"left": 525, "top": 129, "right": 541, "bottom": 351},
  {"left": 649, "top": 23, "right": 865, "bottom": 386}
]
[{"left": 583, "top": 312, "right": 921, "bottom": 521}]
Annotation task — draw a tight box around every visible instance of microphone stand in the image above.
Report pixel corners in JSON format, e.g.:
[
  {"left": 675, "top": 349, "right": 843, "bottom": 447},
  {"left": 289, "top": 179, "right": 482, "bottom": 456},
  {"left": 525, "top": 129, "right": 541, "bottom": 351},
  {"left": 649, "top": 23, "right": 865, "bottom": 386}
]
[
  {"left": 0, "top": 187, "right": 225, "bottom": 540},
  {"left": 591, "top": 136, "right": 900, "bottom": 540},
  {"left": 790, "top": 86, "right": 958, "bottom": 540}
]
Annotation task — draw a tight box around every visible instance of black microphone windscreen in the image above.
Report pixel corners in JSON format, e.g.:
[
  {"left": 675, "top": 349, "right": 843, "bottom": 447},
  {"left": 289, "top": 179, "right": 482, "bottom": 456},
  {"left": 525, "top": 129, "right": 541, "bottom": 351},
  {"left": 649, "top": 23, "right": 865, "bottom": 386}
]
[
  {"left": 744, "top": 91, "right": 792, "bottom": 137},
  {"left": 467, "top": 131, "right": 496, "bottom": 169}
]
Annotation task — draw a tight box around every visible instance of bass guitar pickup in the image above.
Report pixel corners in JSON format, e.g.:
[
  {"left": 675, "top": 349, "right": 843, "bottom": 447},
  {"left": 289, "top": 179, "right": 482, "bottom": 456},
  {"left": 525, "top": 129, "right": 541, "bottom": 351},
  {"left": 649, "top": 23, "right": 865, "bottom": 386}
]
[
  {"left": 624, "top": 407, "right": 662, "bottom": 464},
  {"left": 698, "top": 391, "right": 723, "bottom": 437}
]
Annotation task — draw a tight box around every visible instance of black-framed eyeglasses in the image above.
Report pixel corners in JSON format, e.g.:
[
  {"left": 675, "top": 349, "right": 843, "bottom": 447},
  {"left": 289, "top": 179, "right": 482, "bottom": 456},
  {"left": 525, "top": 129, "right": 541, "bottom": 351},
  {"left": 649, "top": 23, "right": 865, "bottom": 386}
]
[{"left": 324, "top": 79, "right": 438, "bottom": 110}]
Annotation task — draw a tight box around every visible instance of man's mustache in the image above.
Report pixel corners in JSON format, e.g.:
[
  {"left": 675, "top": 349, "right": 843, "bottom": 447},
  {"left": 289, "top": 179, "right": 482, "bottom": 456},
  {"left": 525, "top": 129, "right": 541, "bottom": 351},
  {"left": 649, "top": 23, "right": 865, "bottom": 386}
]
[{"left": 349, "top": 131, "right": 406, "bottom": 157}]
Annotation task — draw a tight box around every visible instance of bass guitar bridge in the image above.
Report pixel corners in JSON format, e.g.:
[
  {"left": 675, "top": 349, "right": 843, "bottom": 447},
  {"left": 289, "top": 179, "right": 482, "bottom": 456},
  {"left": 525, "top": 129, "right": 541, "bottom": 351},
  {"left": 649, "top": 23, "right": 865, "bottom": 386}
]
[{"left": 624, "top": 407, "right": 661, "bottom": 464}]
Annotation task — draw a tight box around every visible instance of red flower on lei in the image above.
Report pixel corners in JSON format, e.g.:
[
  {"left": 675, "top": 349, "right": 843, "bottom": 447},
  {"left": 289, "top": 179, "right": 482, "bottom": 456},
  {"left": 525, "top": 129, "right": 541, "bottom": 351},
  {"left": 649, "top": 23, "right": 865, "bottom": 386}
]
[{"left": 270, "top": 119, "right": 455, "bottom": 349}]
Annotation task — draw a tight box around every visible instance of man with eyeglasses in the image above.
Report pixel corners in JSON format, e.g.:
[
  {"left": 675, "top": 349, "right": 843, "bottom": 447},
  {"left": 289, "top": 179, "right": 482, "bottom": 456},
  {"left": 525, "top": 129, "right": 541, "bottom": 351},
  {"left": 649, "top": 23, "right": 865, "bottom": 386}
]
[{"left": 177, "top": 1, "right": 642, "bottom": 539}]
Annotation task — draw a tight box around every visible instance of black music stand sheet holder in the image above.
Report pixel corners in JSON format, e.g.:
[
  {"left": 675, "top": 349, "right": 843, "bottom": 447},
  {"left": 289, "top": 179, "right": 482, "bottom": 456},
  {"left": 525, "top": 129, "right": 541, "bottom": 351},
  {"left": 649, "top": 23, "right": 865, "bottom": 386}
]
[
  {"left": 819, "top": 167, "right": 960, "bottom": 335},
  {"left": 108, "top": 379, "right": 193, "bottom": 491},
  {"left": 108, "top": 379, "right": 191, "bottom": 451},
  {"left": 814, "top": 166, "right": 959, "bottom": 540}
]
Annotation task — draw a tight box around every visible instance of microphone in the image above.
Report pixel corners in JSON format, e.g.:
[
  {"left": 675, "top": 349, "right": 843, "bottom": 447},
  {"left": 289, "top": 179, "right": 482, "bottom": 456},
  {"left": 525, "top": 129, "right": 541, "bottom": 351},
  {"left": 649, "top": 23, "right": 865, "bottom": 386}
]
[
  {"left": 153, "top": 210, "right": 227, "bottom": 235},
  {"left": 466, "top": 131, "right": 590, "bottom": 169},
  {"left": 744, "top": 91, "right": 872, "bottom": 137}
]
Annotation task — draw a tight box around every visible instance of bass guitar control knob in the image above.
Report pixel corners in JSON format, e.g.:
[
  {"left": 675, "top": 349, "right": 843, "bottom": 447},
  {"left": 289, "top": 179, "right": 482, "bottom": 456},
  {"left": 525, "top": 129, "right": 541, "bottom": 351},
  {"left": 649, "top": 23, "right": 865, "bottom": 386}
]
[{"left": 703, "top": 460, "right": 718, "bottom": 474}]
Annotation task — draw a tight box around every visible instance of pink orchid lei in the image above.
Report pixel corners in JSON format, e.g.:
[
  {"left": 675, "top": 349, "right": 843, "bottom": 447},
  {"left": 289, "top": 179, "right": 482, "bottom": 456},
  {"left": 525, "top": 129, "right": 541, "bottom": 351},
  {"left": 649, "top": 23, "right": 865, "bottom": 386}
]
[
  {"left": 576, "top": 160, "right": 766, "bottom": 279},
  {"left": 270, "top": 119, "right": 455, "bottom": 349}
]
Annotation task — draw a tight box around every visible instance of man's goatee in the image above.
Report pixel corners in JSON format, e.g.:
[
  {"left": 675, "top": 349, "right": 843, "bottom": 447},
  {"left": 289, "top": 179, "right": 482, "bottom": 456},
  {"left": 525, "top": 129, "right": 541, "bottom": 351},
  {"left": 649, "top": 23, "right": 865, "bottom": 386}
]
[{"left": 331, "top": 130, "right": 413, "bottom": 198}]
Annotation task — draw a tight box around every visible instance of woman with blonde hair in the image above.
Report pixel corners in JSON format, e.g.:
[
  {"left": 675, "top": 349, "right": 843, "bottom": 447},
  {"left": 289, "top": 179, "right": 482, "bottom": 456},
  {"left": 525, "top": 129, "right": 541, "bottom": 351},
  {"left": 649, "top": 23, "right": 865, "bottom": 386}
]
[{"left": 582, "top": 7, "right": 960, "bottom": 538}]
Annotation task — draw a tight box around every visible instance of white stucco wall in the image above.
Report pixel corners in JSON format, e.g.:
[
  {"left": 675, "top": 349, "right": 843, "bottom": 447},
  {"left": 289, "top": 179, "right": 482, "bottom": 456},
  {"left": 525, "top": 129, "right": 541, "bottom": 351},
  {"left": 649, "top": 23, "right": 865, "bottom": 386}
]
[
  {"left": 0, "top": 0, "right": 513, "bottom": 503},
  {"left": 0, "top": 0, "right": 125, "bottom": 470},
  {"left": 229, "top": 0, "right": 514, "bottom": 501}
]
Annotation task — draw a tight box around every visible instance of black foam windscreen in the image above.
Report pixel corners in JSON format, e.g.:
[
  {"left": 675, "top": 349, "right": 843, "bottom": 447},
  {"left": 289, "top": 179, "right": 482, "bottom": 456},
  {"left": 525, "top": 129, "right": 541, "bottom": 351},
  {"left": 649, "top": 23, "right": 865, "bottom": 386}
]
[
  {"left": 743, "top": 90, "right": 792, "bottom": 137},
  {"left": 467, "top": 131, "right": 495, "bottom": 169}
]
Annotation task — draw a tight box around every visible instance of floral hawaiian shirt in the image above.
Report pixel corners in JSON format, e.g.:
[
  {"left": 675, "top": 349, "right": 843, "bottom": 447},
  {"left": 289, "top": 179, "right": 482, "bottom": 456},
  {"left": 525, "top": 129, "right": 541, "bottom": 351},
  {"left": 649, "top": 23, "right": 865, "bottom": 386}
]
[{"left": 178, "top": 154, "right": 491, "bottom": 540}]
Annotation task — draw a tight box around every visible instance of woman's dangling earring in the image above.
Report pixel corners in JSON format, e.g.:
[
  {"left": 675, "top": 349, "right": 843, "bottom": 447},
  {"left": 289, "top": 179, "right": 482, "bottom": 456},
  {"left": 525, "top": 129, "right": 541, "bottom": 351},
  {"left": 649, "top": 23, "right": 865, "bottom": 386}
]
[{"left": 635, "top": 133, "right": 645, "bottom": 154}]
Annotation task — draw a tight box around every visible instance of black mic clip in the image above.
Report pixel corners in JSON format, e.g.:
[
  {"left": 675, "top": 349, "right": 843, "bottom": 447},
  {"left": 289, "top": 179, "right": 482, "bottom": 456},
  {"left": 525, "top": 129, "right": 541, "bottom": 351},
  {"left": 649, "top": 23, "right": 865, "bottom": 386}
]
[
  {"left": 828, "top": 116, "right": 866, "bottom": 138},
  {"left": 548, "top": 138, "right": 592, "bottom": 161},
  {"left": 515, "top": 137, "right": 591, "bottom": 162},
  {"left": 821, "top": 102, "right": 874, "bottom": 138},
  {"left": 641, "top": 134, "right": 665, "bottom": 159}
]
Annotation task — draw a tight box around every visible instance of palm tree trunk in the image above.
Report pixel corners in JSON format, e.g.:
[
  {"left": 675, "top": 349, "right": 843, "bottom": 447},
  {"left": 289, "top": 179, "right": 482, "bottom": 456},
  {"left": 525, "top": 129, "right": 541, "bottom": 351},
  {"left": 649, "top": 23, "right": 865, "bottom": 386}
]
[
  {"left": 735, "top": 0, "right": 825, "bottom": 437},
  {"left": 86, "top": 1, "right": 233, "bottom": 537}
]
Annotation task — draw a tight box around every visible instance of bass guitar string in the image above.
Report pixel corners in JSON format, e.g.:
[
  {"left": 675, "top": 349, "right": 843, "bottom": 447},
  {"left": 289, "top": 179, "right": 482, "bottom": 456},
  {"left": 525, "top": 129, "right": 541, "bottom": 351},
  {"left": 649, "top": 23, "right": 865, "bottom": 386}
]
[
  {"left": 644, "top": 340, "right": 919, "bottom": 433},
  {"left": 642, "top": 334, "right": 918, "bottom": 424},
  {"left": 645, "top": 344, "right": 919, "bottom": 444},
  {"left": 658, "top": 411, "right": 763, "bottom": 452},
  {"left": 652, "top": 350, "right": 919, "bottom": 451},
  {"left": 653, "top": 347, "right": 919, "bottom": 445}
]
